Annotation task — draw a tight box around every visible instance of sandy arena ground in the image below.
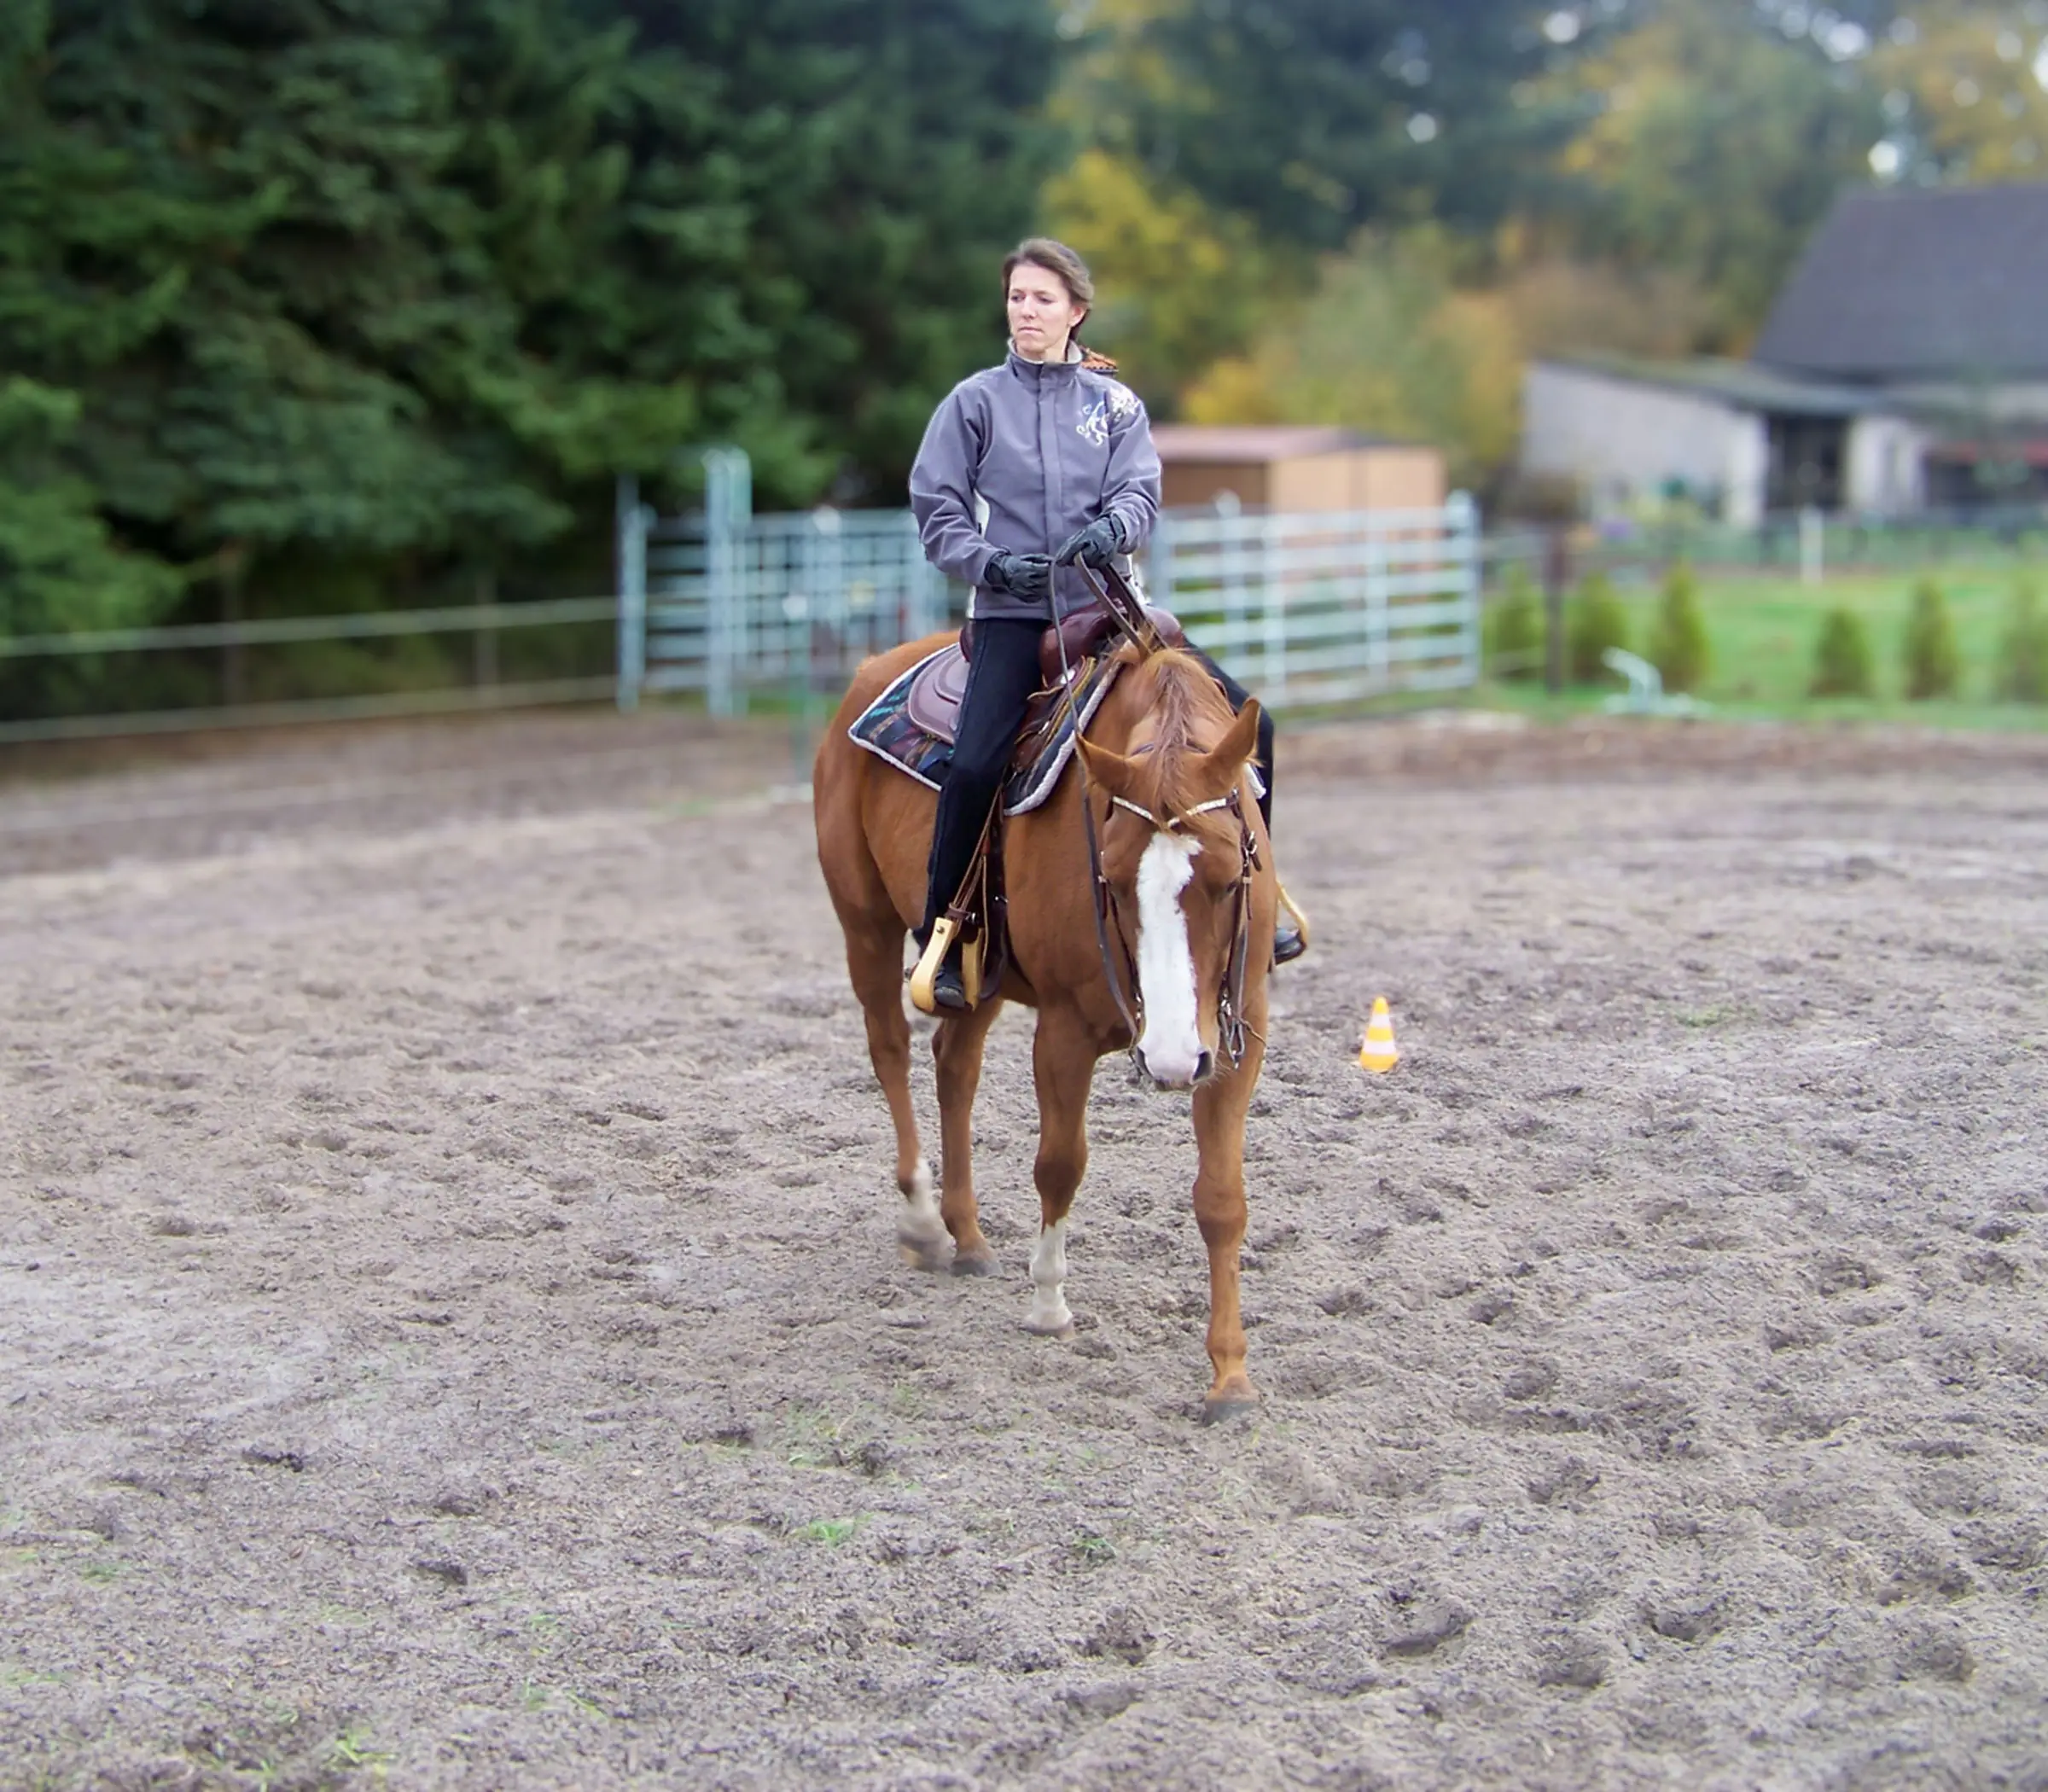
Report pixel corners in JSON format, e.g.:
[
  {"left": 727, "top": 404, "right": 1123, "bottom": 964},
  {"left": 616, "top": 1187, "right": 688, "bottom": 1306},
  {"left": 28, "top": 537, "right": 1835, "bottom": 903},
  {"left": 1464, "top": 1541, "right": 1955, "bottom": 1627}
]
[{"left": 3, "top": 708, "right": 2046, "bottom": 1790}]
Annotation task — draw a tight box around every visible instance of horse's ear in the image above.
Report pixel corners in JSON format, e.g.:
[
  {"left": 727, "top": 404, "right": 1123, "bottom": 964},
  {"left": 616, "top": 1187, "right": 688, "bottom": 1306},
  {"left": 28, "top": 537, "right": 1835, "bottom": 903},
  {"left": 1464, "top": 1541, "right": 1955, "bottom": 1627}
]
[
  {"left": 1190, "top": 699, "right": 1261, "bottom": 804},
  {"left": 1076, "top": 733, "right": 1143, "bottom": 800}
]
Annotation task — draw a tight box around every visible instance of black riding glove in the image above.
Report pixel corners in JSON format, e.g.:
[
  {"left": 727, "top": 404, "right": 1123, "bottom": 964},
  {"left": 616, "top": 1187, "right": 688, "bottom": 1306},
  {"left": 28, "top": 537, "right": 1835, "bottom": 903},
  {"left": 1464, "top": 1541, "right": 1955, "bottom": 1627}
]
[
  {"left": 1053, "top": 513, "right": 1125, "bottom": 569},
  {"left": 985, "top": 551, "right": 1053, "bottom": 602}
]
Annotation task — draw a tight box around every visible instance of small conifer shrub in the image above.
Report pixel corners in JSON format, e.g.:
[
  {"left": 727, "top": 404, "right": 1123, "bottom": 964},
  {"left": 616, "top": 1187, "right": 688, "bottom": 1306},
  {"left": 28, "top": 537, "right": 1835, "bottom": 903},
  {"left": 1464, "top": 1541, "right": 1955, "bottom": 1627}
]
[
  {"left": 1999, "top": 578, "right": 2046, "bottom": 704},
  {"left": 1567, "top": 572, "right": 1629, "bottom": 684},
  {"left": 1486, "top": 562, "right": 1545, "bottom": 682},
  {"left": 1809, "top": 607, "right": 1874, "bottom": 698},
  {"left": 1901, "top": 579, "right": 1960, "bottom": 701},
  {"left": 1649, "top": 561, "right": 1709, "bottom": 695}
]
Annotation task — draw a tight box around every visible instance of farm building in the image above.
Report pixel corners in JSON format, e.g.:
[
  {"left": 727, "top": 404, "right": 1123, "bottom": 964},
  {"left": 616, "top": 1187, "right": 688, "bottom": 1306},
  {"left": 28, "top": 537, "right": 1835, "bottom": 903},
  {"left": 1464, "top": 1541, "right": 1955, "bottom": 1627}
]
[
  {"left": 1521, "top": 184, "right": 2048, "bottom": 521},
  {"left": 1149, "top": 424, "right": 1446, "bottom": 514}
]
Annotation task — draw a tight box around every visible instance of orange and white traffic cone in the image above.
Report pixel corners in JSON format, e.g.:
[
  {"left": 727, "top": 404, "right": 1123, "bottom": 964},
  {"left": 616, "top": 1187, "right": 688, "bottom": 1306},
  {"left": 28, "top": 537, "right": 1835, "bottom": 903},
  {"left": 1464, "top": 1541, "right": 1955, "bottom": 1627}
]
[{"left": 1358, "top": 997, "right": 1399, "bottom": 1073}]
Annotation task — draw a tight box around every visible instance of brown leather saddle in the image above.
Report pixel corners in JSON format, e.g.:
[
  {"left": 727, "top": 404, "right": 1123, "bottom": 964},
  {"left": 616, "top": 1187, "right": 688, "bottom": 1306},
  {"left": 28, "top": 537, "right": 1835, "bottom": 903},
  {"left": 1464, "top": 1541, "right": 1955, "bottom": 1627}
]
[{"left": 905, "top": 602, "right": 1185, "bottom": 747}]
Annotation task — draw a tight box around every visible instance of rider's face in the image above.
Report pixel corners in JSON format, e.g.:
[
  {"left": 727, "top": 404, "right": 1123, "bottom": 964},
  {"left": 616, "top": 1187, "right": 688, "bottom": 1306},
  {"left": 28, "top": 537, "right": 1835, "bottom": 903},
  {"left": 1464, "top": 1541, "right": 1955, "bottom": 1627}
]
[{"left": 1007, "top": 263, "right": 1087, "bottom": 363}]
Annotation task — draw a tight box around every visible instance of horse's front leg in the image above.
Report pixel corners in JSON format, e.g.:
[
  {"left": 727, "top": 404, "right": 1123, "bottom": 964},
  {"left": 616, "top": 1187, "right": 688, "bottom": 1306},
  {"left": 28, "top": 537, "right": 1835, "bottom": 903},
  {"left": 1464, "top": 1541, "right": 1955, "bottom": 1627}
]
[
  {"left": 837, "top": 918, "right": 945, "bottom": 1269},
  {"left": 1191, "top": 1028, "right": 1265, "bottom": 1417},
  {"left": 1026, "top": 1006, "right": 1099, "bottom": 1335},
  {"left": 934, "top": 997, "right": 1005, "bottom": 1274}
]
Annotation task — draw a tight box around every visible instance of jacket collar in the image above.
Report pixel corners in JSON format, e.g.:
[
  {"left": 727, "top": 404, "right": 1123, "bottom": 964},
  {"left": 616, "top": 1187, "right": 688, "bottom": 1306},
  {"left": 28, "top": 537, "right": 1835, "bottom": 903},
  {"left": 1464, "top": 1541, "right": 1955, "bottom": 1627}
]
[{"left": 1005, "top": 340, "right": 1083, "bottom": 387}]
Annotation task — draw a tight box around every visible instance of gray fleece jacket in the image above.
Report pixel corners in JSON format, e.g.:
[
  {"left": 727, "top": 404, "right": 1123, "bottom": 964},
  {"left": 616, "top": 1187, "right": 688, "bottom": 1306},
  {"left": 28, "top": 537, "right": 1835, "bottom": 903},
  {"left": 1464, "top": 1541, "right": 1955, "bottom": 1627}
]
[{"left": 908, "top": 344, "right": 1162, "bottom": 623}]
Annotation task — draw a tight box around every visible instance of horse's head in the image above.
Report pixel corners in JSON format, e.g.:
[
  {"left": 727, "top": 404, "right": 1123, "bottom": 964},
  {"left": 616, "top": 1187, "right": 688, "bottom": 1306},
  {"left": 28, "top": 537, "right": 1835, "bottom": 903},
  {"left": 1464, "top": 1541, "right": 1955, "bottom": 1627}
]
[{"left": 1076, "top": 654, "right": 1265, "bottom": 1091}]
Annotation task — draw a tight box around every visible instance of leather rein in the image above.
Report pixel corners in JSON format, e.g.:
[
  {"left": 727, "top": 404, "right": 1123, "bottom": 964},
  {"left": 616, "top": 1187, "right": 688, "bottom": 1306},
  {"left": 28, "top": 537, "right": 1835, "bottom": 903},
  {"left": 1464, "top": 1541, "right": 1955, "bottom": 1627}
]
[{"left": 1059, "top": 563, "right": 1261, "bottom": 1073}]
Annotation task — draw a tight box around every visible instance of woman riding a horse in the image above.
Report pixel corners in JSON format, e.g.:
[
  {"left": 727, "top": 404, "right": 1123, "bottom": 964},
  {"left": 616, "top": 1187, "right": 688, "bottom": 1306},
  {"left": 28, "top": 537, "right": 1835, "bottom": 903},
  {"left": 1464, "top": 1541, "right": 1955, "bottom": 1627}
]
[
  {"left": 905, "top": 236, "right": 1307, "bottom": 1013},
  {"left": 815, "top": 240, "right": 1301, "bottom": 1414}
]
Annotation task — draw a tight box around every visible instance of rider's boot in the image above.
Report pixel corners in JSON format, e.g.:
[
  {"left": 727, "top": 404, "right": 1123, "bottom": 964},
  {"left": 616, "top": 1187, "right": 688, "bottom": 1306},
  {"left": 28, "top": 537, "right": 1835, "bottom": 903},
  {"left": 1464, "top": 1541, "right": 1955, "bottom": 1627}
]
[
  {"left": 1273, "top": 885, "right": 1310, "bottom": 967},
  {"left": 910, "top": 917, "right": 975, "bottom": 1015}
]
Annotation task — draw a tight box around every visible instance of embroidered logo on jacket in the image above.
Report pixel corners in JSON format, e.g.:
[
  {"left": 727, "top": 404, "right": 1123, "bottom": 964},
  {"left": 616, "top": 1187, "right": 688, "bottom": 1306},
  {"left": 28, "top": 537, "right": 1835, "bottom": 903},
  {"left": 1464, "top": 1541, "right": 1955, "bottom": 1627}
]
[
  {"left": 1108, "top": 385, "right": 1139, "bottom": 422},
  {"left": 1076, "top": 399, "right": 1109, "bottom": 446}
]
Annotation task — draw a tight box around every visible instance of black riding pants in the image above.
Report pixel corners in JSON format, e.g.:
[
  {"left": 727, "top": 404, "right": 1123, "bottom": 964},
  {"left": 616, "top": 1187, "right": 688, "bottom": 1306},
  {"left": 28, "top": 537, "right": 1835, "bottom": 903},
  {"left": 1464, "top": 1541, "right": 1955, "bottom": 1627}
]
[
  {"left": 922, "top": 619, "right": 1043, "bottom": 940},
  {"left": 921, "top": 620, "right": 1279, "bottom": 940}
]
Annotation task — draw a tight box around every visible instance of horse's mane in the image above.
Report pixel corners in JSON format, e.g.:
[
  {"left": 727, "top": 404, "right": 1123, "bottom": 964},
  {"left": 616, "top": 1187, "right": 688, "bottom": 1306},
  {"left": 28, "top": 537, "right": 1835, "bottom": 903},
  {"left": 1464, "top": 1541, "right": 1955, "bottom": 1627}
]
[{"left": 1114, "top": 646, "right": 1248, "bottom": 850}]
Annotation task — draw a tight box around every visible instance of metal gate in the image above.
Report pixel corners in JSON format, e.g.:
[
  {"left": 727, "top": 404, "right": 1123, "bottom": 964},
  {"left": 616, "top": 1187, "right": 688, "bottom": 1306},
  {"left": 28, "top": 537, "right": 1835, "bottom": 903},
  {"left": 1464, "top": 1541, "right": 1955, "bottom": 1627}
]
[
  {"left": 1152, "top": 493, "right": 1481, "bottom": 705},
  {"left": 617, "top": 449, "right": 950, "bottom": 716}
]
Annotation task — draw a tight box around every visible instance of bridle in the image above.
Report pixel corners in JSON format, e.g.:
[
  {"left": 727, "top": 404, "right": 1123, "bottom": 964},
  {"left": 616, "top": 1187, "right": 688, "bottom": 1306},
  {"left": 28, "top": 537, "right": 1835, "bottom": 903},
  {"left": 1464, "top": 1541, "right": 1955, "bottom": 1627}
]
[
  {"left": 1053, "top": 560, "right": 1262, "bottom": 1073},
  {"left": 1048, "top": 561, "right": 1253, "bottom": 1073},
  {"left": 1080, "top": 777, "right": 1261, "bottom": 1073}
]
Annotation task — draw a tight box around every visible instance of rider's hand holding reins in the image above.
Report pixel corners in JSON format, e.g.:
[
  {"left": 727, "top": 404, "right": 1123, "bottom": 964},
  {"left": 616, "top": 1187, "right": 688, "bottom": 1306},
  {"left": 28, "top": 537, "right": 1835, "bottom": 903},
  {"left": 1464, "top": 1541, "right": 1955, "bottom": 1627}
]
[
  {"left": 986, "top": 551, "right": 1054, "bottom": 602},
  {"left": 1054, "top": 514, "right": 1124, "bottom": 570}
]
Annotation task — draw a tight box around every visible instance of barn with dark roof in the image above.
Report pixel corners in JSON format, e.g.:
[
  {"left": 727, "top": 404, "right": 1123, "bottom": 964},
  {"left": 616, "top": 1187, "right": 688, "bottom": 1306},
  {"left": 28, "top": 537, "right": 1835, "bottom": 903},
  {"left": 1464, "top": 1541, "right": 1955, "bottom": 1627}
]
[{"left": 1521, "top": 184, "right": 2048, "bottom": 521}]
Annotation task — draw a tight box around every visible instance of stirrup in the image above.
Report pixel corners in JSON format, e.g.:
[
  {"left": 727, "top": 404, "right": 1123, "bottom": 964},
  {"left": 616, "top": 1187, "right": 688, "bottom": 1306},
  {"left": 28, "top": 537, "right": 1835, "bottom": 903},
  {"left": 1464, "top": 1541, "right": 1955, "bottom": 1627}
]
[
  {"left": 1274, "top": 885, "right": 1311, "bottom": 967},
  {"left": 1277, "top": 886, "right": 1311, "bottom": 947},
  {"left": 909, "top": 916, "right": 984, "bottom": 1015}
]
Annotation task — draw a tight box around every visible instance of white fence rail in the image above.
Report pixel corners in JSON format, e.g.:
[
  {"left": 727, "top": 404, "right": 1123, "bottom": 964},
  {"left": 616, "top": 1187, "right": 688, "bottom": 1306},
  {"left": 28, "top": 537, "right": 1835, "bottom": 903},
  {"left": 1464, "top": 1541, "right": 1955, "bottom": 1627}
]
[{"left": 0, "top": 597, "right": 618, "bottom": 746}]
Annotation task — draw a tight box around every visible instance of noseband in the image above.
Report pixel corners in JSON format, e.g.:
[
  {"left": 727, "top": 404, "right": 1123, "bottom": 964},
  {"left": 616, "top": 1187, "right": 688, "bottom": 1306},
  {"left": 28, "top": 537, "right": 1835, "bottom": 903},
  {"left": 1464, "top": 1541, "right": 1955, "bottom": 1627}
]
[{"left": 1079, "top": 777, "right": 1261, "bottom": 1073}]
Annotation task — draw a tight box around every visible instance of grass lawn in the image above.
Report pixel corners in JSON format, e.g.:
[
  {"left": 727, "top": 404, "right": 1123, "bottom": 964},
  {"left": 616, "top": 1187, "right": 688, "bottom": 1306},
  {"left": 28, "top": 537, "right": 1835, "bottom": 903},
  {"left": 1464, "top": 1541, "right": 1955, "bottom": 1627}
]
[{"left": 1485, "top": 561, "right": 2048, "bottom": 730}]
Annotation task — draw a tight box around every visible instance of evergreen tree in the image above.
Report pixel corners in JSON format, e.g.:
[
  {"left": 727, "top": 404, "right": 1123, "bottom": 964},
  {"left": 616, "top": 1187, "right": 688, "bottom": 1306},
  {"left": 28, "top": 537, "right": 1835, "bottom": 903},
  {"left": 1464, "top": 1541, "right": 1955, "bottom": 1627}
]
[
  {"left": 0, "top": 0, "right": 1061, "bottom": 661},
  {"left": 0, "top": 378, "right": 177, "bottom": 637},
  {"left": 1122, "top": 0, "right": 1592, "bottom": 254},
  {"left": 14, "top": 0, "right": 584, "bottom": 587},
  {"left": 584, "top": 0, "right": 1062, "bottom": 500}
]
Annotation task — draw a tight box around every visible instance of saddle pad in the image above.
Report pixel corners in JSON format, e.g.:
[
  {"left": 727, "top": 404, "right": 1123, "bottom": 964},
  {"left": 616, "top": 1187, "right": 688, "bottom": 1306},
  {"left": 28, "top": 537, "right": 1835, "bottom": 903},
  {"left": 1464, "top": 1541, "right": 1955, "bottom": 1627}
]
[{"left": 847, "top": 645, "right": 1125, "bottom": 817}]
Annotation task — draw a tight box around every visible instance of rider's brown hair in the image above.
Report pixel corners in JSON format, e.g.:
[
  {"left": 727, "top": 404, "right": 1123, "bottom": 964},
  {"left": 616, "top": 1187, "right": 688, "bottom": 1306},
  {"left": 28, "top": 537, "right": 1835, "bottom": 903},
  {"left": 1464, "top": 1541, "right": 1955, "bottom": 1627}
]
[{"left": 1004, "top": 237, "right": 1118, "bottom": 372}]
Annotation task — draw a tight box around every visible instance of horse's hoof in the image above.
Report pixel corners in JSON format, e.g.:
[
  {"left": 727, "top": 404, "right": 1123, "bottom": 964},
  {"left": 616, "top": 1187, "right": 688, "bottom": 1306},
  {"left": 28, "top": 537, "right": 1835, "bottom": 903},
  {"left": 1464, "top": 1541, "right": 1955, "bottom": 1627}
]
[
  {"left": 1022, "top": 1317, "right": 1076, "bottom": 1340},
  {"left": 951, "top": 1248, "right": 998, "bottom": 1277},
  {"left": 897, "top": 1236, "right": 949, "bottom": 1273},
  {"left": 1200, "top": 1386, "right": 1261, "bottom": 1426}
]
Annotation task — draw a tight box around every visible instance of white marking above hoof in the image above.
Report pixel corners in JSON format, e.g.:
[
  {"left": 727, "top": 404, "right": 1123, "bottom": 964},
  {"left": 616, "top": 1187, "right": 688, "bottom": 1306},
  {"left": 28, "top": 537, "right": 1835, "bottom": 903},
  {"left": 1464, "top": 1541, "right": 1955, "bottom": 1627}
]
[
  {"left": 897, "top": 1160, "right": 946, "bottom": 1262},
  {"left": 1025, "top": 1217, "right": 1073, "bottom": 1335}
]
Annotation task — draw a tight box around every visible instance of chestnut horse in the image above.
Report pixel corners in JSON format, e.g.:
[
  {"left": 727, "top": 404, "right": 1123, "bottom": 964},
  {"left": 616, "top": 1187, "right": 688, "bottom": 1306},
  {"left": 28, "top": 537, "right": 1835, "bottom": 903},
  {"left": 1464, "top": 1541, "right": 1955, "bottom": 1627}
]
[{"left": 813, "top": 637, "right": 1277, "bottom": 1416}]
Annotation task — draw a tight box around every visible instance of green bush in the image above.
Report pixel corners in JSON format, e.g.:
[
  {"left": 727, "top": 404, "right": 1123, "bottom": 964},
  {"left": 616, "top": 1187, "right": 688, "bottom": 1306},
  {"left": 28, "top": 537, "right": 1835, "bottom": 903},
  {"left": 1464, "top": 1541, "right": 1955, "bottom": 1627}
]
[
  {"left": 1486, "top": 561, "right": 1545, "bottom": 681},
  {"left": 1648, "top": 560, "right": 1710, "bottom": 695},
  {"left": 1901, "top": 578, "right": 1961, "bottom": 701},
  {"left": 1999, "top": 577, "right": 2047, "bottom": 703},
  {"left": 1808, "top": 607, "right": 1874, "bottom": 697},
  {"left": 1567, "top": 572, "right": 1629, "bottom": 684}
]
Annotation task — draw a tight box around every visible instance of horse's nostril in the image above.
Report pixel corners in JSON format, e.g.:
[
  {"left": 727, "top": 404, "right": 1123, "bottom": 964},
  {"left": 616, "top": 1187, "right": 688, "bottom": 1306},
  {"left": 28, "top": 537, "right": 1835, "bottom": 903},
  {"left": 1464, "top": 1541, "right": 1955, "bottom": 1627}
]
[{"left": 1194, "top": 1050, "right": 1214, "bottom": 1085}]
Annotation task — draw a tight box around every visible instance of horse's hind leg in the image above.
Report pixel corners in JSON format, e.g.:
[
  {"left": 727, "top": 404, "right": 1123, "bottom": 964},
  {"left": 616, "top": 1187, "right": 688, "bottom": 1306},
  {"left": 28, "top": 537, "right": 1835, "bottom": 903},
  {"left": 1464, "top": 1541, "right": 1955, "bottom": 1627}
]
[
  {"left": 1024, "top": 1006, "right": 1099, "bottom": 1336},
  {"left": 934, "top": 995, "right": 1004, "bottom": 1274},
  {"left": 841, "top": 919, "right": 945, "bottom": 1270}
]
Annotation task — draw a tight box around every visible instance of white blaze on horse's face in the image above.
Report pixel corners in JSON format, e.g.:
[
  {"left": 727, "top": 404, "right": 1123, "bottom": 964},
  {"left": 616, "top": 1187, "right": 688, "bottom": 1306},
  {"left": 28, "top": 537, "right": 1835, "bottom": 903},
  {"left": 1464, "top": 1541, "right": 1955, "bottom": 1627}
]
[{"left": 1133, "top": 829, "right": 1209, "bottom": 1089}]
